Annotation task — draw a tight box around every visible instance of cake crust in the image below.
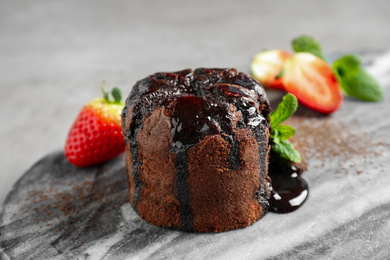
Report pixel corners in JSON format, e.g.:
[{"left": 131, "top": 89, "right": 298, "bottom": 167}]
[{"left": 122, "top": 68, "right": 271, "bottom": 232}]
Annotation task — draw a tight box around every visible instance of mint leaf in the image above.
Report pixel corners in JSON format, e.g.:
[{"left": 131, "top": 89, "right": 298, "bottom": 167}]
[
  {"left": 273, "top": 125, "right": 295, "bottom": 141},
  {"left": 272, "top": 139, "right": 302, "bottom": 163},
  {"left": 333, "top": 55, "right": 385, "bottom": 102},
  {"left": 292, "top": 35, "right": 327, "bottom": 61},
  {"left": 340, "top": 68, "right": 384, "bottom": 102},
  {"left": 332, "top": 54, "right": 361, "bottom": 79},
  {"left": 270, "top": 93, "right": 298, "bottom": 128},
  {"left": 270, "top": 128, "right": 280, "bottom": 144}
]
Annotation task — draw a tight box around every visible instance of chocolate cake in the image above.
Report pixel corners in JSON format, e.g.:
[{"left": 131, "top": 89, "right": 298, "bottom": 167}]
[{"left": 122, "top": 68, "right": 272, "bottom": 232}]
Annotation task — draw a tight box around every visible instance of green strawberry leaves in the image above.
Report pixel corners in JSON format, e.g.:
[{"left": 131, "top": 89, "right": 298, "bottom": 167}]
[
  {"left": 270, "top": 93, "right": 302, "bottom": 163},
  {"left": 332, "top": 55, "right": 385, "bottom": 102},
  {"left": 292, "top": 35, "right": 327, "bottom": 61},
  {"left": 101, "top": 83, "right": 125, "bottom": 105},
  {"left": 111, "top": 87, "right": 122, "bottom": 103}
]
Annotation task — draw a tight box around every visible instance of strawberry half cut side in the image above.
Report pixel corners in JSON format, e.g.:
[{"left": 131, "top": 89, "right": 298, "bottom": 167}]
[
  {"left": 282, "top": 53, "right": 343, "bottom": 114},
  {"left": 251, "top": 50, "right": 291, "bottom": 90}
]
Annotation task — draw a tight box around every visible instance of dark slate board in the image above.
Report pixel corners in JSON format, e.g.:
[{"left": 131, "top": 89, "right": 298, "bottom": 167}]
[{"left": 1, "top": 51, "right": 390, "bottom": 260}]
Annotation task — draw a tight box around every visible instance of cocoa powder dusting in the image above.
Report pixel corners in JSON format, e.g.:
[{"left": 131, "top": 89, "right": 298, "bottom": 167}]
[
  {"left": 15, "top": 158, "right": 129, "bottom": 246},
  {"left": 286, "top": 116, "right": 390, "bottom": 174}
]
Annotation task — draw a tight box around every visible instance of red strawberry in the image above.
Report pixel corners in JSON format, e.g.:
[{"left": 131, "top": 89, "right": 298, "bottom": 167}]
[
  {"left": 251, "top": 50, "right": 291, "bottom": 90},
  {"left": 65, "top": 87, "right": 125, "bottom": 167},
  {"left": 282, "top": 53, "right": 343, "bottom": 114}
]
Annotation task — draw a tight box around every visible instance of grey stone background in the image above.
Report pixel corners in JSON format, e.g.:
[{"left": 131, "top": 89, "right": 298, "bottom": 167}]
[{"left": 1, "top": 0, "right": 389, "bottom": 203}]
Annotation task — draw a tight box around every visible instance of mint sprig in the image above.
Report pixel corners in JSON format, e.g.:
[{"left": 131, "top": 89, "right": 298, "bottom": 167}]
[
  {"left": 292, "top": 35, "right": 327, "bottom": 61},
  {"left": 270, "top": 93, "right": 302, "bottom": 163},
  {"left": 332, "top": 55, "right": 385, "bottom": 102}
]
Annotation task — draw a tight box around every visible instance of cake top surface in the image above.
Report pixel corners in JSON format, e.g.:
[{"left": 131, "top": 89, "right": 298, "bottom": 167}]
[
  {"left": 126, "top": 68, "right": 269, "bottom": 108},
  {"left": 122, "top": 68, "right": 271, "bottom": 147}
]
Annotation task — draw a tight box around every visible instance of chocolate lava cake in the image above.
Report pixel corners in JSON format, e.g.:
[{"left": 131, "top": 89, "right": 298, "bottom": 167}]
[{"left": 122, "top": 68, "right": 272, "bottom": 232}]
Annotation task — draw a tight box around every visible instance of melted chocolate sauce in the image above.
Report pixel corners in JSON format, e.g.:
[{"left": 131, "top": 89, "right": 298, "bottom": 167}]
[
  {"left": 167, "top": 95, "right": 232, "bottom": 145},
  {"left": 268, "top": 151, "right": 309, "bottom": 213}
]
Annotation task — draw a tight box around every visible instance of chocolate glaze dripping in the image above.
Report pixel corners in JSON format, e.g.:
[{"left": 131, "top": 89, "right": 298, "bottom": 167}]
[
  {"left": 122, "top": 73, "right": 183, "bottom": 208},
  {"left": 202, "top": 83, "right": 271, "bottom": 209},
  {"left": 127, "top": 103, "right": 143, "bottom": 207},
  {"left": 167, "top": 95, "right": 234, "bottom": 231},
  {"left": 172, "top": 147, "right": 192, "bottom": 231}
]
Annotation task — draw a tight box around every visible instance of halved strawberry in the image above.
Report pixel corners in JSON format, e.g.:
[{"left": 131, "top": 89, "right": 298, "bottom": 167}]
[
  {"left": 65, "top": 87, "right": 125, "bottom": 167},
  {"left": 251, "top": 50, "right": 291, "bottom": 90},
  {"left": 282, "top": 53, "right": 343, "bottom": 114}
]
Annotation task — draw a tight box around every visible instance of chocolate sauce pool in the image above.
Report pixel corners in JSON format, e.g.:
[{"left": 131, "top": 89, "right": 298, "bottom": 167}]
[{"left": 268, "top": 151, "right": 309, "bottom": 213}]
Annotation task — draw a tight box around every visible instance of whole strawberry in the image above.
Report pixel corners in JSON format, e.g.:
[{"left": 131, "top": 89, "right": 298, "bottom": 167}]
[{"left": 65, "top": 87, "right": 125, "bottom": 167}]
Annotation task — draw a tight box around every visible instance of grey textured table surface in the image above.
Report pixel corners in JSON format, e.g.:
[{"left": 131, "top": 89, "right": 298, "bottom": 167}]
[
  {"left": 1, "top": 1, "right": 390, "bottom": 259},
  {"left": 1, "top": 71, "right": 390, "bottom": 259}
]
